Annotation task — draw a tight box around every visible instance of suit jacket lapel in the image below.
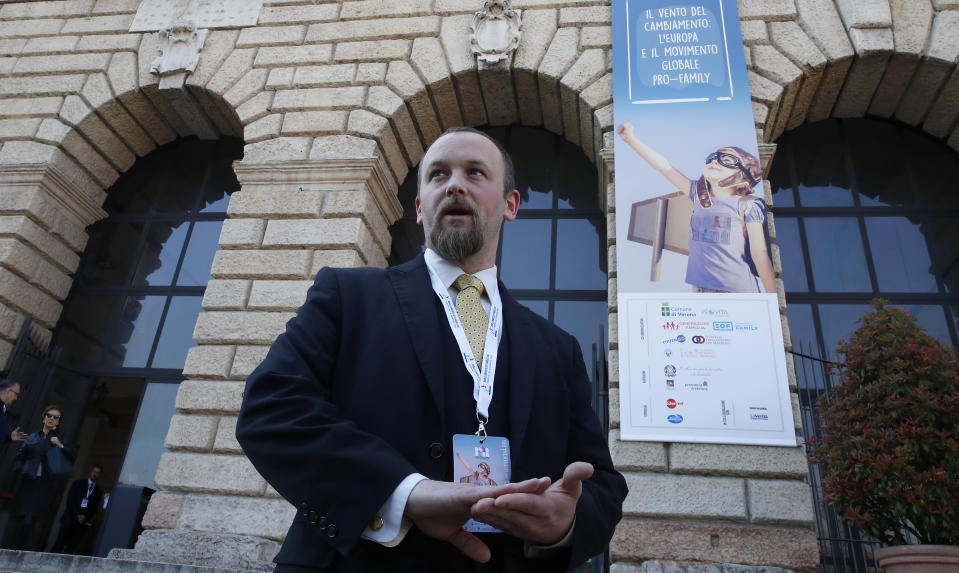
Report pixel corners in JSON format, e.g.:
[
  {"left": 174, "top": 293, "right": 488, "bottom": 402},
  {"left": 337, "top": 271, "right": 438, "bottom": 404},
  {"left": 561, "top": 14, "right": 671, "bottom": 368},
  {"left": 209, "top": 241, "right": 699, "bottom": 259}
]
[
  {"left": 500, "top": 284, "right": 535, "bottom": 453},
  {"left": 389, "top": 254, "right": 446, "bottom": 423}
]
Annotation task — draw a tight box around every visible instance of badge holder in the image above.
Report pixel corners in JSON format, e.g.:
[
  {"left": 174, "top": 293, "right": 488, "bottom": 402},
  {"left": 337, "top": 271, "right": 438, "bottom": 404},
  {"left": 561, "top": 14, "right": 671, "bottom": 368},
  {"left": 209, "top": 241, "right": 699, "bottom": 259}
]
[{"left": 453, "top": 417, "right": 511, "bottom": 533}]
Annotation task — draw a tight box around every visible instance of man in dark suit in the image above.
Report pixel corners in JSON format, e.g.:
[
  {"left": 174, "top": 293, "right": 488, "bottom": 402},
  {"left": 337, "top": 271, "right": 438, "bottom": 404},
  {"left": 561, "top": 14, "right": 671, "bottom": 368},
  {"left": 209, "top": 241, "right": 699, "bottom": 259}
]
[
  {"left": 0, "top": 379, "right": 27, "bottom": 448},
  {"left": 52, "top": 464, "right": 103, "bottom": 554},
  {"left": 236, "top": 127, "right": 627, "bottom": 572}
]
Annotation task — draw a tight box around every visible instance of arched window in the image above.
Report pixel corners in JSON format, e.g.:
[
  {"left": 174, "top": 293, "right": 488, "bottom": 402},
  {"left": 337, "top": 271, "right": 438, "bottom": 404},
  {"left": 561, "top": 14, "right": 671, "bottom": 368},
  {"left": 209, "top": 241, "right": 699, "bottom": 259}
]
[
  {"left": 389, "top": 126, "right": 609, "bottom": 423},
  {"left": 770, "top": 119, "right": 959, "bottom": 358},
  {"left": 54, "top": 138, "right": 241, "bottom": 374},
  {"left": 41, "top": 137, "right": 240, "bottom": 492},
  {"left": 770, "top": 118, "right": 959, "bottom": 571}
]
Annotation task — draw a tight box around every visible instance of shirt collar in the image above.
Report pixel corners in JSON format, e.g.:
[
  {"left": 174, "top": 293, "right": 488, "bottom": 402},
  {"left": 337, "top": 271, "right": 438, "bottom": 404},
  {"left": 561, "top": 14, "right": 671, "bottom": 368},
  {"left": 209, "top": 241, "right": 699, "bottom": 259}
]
[{"left": 424, "top": 248, "right": 499, "bottom": 300}]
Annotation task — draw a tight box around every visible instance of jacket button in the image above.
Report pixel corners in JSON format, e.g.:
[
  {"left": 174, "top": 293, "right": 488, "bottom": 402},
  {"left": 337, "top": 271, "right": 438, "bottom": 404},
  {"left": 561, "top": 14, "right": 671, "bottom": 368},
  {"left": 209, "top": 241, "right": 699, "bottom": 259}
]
[
  {"left": 327, "top": 524, "right": 338, "bottom": 538},
  {"left": 318, "top": 516, "right": 329, "bottom": 530},
  {"left": 428, "top": 442, "right": 444, "bottom": 459}
]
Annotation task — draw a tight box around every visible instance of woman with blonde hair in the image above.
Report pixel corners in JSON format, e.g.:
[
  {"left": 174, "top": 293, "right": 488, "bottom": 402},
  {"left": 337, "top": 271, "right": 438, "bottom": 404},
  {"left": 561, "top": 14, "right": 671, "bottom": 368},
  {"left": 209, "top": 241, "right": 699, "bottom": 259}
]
[{"left": 617, "top": 122, "right": 776, "bottom": 294}]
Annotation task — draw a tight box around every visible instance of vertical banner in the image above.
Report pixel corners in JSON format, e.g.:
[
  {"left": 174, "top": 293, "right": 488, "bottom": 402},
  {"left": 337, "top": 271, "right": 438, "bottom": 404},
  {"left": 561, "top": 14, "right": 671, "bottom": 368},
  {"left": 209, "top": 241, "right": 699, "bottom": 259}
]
[{"left": 613, "top": 0, "right": 795, "bottom": 446}]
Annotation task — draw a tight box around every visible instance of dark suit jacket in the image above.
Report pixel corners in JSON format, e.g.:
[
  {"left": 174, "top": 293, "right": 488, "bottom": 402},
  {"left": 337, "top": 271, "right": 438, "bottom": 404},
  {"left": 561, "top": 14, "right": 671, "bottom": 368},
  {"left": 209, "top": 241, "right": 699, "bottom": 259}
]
[
  {"left": 236, "top": 255, "right": 627, "bottom": 571},
  {"left": 1, "top": 405, "right": 8, "bottom": 448},
  {"left": 62, "top": 478, "right": 102, "bottom": 524}
]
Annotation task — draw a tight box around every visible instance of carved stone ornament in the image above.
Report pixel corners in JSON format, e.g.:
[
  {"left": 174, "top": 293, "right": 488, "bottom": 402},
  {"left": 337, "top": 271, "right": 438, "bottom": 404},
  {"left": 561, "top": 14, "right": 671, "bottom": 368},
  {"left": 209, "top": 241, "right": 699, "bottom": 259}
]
[
  {"left": 150, "top": 20, "right": 209, "bottom": 89},
  {"left": 470, "top": 0, "right": 522, "bottom": 68}
]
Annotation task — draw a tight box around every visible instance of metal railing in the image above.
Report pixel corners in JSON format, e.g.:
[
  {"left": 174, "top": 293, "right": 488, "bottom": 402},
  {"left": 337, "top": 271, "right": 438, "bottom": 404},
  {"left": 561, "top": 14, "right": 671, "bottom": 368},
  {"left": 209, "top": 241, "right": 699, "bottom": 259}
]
[{"left": 793, "top": 341, "right": 884, "bottom": 573}]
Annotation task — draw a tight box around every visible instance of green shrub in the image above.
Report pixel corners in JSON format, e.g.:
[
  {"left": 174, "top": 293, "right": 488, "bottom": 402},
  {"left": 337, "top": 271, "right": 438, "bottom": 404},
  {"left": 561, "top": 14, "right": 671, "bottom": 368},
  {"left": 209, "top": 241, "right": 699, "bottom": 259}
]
[{"left": 810, "top": 300, "right": 959, "bottom": 545}]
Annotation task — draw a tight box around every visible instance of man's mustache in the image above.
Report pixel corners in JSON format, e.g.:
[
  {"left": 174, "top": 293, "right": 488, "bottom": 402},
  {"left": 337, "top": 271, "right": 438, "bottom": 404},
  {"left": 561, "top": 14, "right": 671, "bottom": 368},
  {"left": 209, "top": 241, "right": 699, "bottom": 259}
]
[{"left": 437, "top": 197, "right": 478, "bottom": 219}]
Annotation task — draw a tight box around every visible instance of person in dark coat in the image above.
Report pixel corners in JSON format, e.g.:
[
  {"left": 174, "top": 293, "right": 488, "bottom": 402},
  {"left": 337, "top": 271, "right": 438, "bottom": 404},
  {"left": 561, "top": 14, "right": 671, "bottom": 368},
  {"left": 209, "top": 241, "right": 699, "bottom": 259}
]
[
  {"left": 236, "top": 128, "right": 627, "bottom": 572},
  {"left": 0, "top": 379, "right": 27, "bottom": 447},
  {"left": 52, "top": 464, "right": 103, "bottom": 554},
  {"left": 6, "top": 405, "right": 76, "bottom": 550}
]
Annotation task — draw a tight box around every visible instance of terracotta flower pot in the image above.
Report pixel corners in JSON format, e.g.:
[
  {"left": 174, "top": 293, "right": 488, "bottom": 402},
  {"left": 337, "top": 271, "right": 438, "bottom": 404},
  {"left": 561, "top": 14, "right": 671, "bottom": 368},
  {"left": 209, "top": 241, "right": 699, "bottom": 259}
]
[{"left": 877, "top": 545, "right": 959, "bottom": 573}]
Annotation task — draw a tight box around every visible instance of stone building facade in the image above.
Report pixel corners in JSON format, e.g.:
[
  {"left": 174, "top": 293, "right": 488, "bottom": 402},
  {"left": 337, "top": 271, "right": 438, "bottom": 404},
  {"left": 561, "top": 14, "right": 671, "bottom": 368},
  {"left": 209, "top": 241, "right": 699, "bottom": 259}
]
[{"left": 0, "top": 0, "right": 957, "bottom": 571}]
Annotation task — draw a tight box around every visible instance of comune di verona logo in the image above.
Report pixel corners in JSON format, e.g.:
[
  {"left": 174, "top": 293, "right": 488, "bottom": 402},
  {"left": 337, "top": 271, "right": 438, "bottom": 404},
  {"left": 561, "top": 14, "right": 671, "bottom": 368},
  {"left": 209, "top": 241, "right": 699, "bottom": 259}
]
[{"left": 661, "top": 303, "right": 696, "bottom": 317}]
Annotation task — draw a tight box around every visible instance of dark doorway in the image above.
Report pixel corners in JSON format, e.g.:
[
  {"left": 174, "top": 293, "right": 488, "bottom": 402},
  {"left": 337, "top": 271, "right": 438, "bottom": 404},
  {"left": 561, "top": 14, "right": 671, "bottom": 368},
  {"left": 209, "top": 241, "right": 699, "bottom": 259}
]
[{"left": 0, "top": 137, "right": 241, "bottom": 554}]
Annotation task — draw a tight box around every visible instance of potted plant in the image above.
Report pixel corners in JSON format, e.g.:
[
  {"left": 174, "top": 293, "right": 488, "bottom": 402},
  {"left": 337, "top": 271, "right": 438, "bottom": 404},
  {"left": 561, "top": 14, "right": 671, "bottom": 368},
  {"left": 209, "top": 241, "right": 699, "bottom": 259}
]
[{"left": 810, "top": 300, "right": 959, "bottom": 572}]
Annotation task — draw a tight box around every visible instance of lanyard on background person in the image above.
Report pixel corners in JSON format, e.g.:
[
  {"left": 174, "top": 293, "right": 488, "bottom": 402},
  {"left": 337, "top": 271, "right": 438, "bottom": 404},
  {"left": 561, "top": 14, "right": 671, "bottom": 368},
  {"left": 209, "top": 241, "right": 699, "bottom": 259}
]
[{"left": 426, "top": 264, "right": 503, "bottom": 437}]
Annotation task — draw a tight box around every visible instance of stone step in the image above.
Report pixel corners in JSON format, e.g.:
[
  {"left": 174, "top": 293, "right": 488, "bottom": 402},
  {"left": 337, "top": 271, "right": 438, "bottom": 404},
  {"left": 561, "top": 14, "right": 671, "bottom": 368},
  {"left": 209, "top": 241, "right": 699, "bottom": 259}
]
[{"left": 0, "top": 550, "right": 271, "bottom": 573}]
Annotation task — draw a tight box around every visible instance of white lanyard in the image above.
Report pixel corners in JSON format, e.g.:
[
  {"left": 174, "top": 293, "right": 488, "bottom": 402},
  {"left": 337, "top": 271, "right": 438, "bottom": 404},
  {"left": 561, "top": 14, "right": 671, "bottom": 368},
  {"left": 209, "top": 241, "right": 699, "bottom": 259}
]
[
  {"left": 86, "top": 481, "right": 94, "bottom": 498},
  {"left": 426, "top": 265, "right": 503, "bottom": 432}
]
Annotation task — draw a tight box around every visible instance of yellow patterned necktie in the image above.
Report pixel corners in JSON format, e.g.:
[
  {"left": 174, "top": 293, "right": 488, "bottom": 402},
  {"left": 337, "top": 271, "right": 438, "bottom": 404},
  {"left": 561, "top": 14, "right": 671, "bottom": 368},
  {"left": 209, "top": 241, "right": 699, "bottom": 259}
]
[{"left": 453, "top": 274, "right": 488, "bottom": 369}]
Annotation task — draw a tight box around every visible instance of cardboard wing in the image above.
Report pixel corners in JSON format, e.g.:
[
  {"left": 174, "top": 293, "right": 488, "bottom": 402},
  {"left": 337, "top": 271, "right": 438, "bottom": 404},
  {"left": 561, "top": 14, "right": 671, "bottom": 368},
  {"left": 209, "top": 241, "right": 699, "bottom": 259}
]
[{"left": 627, "top": 192, "right": 691, "bottom": 281}]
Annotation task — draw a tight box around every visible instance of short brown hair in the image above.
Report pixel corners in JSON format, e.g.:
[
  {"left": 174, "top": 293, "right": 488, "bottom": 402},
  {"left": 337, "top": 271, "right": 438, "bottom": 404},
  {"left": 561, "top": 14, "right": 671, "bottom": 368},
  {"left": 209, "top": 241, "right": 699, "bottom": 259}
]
[
  {"left": 42, "top": 404, "right": 63, "bottom": 421},
  {"left": 417, "top": 126, "right": 516, "bottom": 197}
]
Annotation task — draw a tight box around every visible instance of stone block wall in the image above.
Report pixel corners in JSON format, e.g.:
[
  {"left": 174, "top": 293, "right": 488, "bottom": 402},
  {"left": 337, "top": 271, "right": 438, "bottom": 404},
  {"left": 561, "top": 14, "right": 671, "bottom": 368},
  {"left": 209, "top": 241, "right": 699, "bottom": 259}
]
[{"left": 0, "top": 0, "right": 957, "bottom": 570}]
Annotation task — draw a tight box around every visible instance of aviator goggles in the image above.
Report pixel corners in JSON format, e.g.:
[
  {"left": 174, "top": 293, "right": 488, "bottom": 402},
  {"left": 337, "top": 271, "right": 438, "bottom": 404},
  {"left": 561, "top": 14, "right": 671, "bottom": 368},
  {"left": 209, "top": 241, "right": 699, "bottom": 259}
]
[{"left": 705, "top": 151, "right": 759, "bottom": 186}]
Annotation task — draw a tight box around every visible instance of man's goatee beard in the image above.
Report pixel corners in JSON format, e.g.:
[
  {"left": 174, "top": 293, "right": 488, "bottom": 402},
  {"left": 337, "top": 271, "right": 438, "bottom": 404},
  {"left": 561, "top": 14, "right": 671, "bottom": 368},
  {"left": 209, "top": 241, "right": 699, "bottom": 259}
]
[{"left": 430, "top": 223, "right": 484, "bottom": 263}]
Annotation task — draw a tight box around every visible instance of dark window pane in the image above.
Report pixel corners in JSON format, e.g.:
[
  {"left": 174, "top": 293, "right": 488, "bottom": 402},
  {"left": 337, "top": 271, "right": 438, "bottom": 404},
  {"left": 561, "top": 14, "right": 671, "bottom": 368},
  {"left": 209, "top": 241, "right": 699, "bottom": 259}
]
[
  {"left": 785, "top": 303, "right": 817, "bottom": 356},
  {"left": 58, "top": 295, "right": 123, "bottom": 365},
  {"left": 79, "top": 221, "right": 144, "bottom": 285},
  {"left": 789, "top": 120, "right": 848, "bottom": 196},
  {"left": 804, "top": 218, "right": 872, "bottom": 292},
  {"left": 890, "top": 304, "right": 955, "bottom": 347},
  {"left": 500, "top": 219, "right": 552, "bottom": 289},
  {"left": 817, "top": 304, "right": 873, "bottom": 359},
  {"left": 554, "top": 144, "right": 596, "bottom": 210},
  {"left": 118, "top": 295, "right": 166, "bottom": 368},
  {"left": 926, "top": 217, "right": 959, "bottom": 293},
  {"left": 55, "top": 325, "right": 102, "bottom": 367},
  {"left": 176, "top": 221, "right": 222, "bottom": 286},
  {"left": 797, "top": 183, "right": 854, "bottom": 207},
  {"left": 555, "top": 219, "right": 606, "bottom": 290},
  {"left": 133, "top": 221, "right": 188, "bottom": 286},
  {"left": 152, "top": 296, "right": 203, "bottom": 368},
  {"left": 774, "top": 217, "right": 808, "bottom": 292},
  {"left": 117, "top": 382, "right": 178, "bottom": 488},
  {"left": 517, "top": 299, "right": 549, "bottom": 319},
  {"left": 767, "top": 144, "right": 795, "bottom": 207},
  {"left": 846, "top": 120, "right": 912, "bottom": 206},
  {"left": 864, "top": 217, "right": 938, "bottom": 293},
  {"left": 520, "top": 187, "right": 553, "bottom": 208},
  {"left": 200, "top": 190, "right": 231, "bottom": 213},
  {"left": 198, "top": 173, "right": 233, "bottom": 213},
  {"left": 107, "top": 167, "right": 161, "bottom": 214},
  {"left": 198, "top": 140, "right": 241, "bottom": 212},
  {"left": 154, "top": 147, "right": 209, "bottom": 213},
  {"left": 785, "top": 303, "right": 825, "bottom": 391},
  {"left": 905, "top": 129, "right": 959, "bottom": 208},
  {"left": 554, "top": 301, "right": 608, "bottom": 383}
]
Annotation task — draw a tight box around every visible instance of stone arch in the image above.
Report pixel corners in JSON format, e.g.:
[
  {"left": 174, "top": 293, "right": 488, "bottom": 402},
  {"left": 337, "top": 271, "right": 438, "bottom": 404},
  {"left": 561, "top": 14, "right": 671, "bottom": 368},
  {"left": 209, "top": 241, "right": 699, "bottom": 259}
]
[
  {"left": 357, "top": 12, "right": 614, "bottom": 185},
  {"left": 743, "top": 0, "right": 959, "bottom": 152},
  {"left": 232, "top": 10, "right": 612, "bottom": 186},
  {"left": 0, "top": 36, "right": 248, "bottom": 347}
]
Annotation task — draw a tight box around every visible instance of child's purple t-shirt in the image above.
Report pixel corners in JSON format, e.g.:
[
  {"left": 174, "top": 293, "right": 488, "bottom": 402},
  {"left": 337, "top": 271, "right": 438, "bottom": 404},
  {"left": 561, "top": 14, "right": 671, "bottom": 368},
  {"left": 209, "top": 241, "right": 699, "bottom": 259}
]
[{"left": 684, "top": 180, "right": 765, "bottom": 293}]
